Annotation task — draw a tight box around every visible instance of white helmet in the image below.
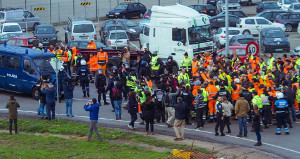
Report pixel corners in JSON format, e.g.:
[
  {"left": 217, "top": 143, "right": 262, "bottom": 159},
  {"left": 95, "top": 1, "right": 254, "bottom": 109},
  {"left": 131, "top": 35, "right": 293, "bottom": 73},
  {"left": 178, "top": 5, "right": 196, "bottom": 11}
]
[
  {"left": 234, "top": 78, "right": 240, "bottom": 84},
  {"left": 80, "top": 59, "right": 86, "bottom": 66},
  {"left": 59, "top": 66, "right": 64, "bottom": 72},
  {"left": 276, "top": 92, "right": 284, "bottom": 99}
]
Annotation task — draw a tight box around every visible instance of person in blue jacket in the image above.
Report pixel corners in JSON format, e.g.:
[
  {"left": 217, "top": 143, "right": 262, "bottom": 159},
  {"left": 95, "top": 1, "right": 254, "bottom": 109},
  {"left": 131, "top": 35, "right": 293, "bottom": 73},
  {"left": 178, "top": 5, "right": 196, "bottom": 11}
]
[
  {"left": 274, "top": 92, "right": 290, "bottom": 135},
  {"left": 84, "top": 98, "right": 102, "bottom": 141},
  {"left": 63, "top": 78, "right": 75, "bottom": 117},
  {"left": 41, "top": 82, "right": 56, "bottom": 121}
]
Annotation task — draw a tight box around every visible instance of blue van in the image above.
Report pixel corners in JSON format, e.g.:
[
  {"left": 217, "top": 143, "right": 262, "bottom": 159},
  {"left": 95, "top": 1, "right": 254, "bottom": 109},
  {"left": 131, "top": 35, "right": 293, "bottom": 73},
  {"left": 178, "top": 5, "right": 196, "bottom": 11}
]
[{"left": 0, "top": 44, "right": 55, "bottom": 99}]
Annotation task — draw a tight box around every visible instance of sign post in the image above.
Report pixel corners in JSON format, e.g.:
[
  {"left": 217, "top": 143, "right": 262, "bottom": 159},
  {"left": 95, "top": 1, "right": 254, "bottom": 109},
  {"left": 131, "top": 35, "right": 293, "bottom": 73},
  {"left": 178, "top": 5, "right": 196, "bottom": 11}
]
[
  {"left": 50, "top": 58, "right": 63, "bottom": 122},
  {"left": 246, "top": 41, "right": 259, "bottom": 57}
]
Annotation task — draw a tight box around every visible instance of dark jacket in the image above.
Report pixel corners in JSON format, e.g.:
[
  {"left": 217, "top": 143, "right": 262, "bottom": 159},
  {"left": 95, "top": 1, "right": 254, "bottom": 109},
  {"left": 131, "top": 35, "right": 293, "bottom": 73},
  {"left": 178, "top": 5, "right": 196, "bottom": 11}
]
[
  {"left": 252, "top": 113, "right": 260, "bottom": 130},
  {"left": 174, "top": 101, "right": 187, "bottom": 120},
  {"left": 128, "top": 98, "right": 138, "bottom": 114},
  {"left": 95, "top": 74, "right": 107, "bottom": 88},
  {"left": 214, "top": 88, "right": 232, "bottom": 102},
  {"left": 63, "top": 84, "right": 75, "bottom": 99},
  {"left": 181, "top": 90, "right": 194, "bottom": 107},
  {"left": 42, "top": 87, "right": 56, "bottom": 103},
  {"left": 84, "top": 103, "right": 100, "bottom": 120},
  {"left": 6, "top": 99, "right": 20, "bottom": 119},
  {"left": 241, "top": 90, "right": 253, "bottom": 106},
  {"left": 142, "top": 102, "right": 155, "bottom": 121}
]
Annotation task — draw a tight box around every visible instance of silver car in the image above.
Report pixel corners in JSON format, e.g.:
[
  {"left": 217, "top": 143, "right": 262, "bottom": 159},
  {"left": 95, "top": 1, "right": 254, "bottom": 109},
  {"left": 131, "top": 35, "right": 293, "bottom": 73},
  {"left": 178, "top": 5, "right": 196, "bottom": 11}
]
[
  {"left": 64, "top": 19, "right": 97, "bottom": 43},
  {"left": 217, "top": 0, "right": 242, "bottom": 12},
  {"left": 105, "top": 30, "right": 129, "bottom": 50}
]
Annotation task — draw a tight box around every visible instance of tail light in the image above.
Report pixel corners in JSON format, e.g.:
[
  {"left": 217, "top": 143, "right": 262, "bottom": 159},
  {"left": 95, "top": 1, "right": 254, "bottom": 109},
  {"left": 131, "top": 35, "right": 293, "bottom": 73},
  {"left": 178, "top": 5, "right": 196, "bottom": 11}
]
[
  {"left": 71, "top": 36, "right": 74, "bottom": 40},
  {"left": 108, "top": 41, "right": 111, "bottom": 45},
  {"left": 94, "top": 34, "right": 97, "bottom": 40},
  {"left": 127, "top": 40, "right": 129, "bottom": 44},
  {"left": 239, "top": 25, "right": 242, "bottom": 28},
  {"left": 105, "top": 32, "right": 108, "bottom": 35},
  {"left": 145, "top": 15, "right": 149, "bottom": 18},
  {"left": 276, "top": 20, "right": 280, "bottom": 23},
  {"left": 221, "top": 35, "right": 226, "bottom": 38},
  {"left": 204, "top": 10, "right": 208, "bottom": 14},
  {"left": 1, "top": 21, "right": 6, "bottom": 24}
]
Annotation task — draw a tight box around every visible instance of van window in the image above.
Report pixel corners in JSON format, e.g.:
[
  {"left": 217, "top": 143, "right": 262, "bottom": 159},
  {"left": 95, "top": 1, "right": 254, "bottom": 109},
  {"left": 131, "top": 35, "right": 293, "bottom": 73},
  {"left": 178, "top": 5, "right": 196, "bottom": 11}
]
[
  {"left": 110, "top": 32, "right": 128, "bottom": 39},
  {"left": 153, "top": 28, "right": 155, "bottom": 37},
  {"left": 0, "top": 13, "right": 4, "bottom": 20},
  {"left": 16, "top": 39, "right": 25, "bottom": 46},
  {"left": 23, "top": 58, "right": 35, "bottom": 75},
  {"left": 144, "top": 26, "right": 149, "bottom": 36},
  {"left": 73, "top": 24, "right": 94, "bottom": 33},
  {"left": 7, "top": 40, "right": 15, "bottom": 45},
  {"left": 0, "top": 54, "right": 5, "bottom": 67},
  {"left": 6, "top": 55, "right": 20, "bottom": 70},
  {"left": 245, "top": 19, "right": 255, "bottom": 24},
  {"left": 172, "top": 28, "right": 186, "bottom": 42},
  {"left": 23, "top": 11, "right": 34, "bottom": 18}
]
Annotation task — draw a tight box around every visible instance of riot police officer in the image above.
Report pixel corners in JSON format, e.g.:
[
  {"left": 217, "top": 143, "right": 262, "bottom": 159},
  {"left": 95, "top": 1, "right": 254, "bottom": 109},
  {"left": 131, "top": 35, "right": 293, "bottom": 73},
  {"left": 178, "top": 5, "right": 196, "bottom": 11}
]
[
  {"left": 95, "top": 68, "right": 109, "bottom": 106},
  {"left": 76, "top": 59, "right": 90, "bottom": 97}
]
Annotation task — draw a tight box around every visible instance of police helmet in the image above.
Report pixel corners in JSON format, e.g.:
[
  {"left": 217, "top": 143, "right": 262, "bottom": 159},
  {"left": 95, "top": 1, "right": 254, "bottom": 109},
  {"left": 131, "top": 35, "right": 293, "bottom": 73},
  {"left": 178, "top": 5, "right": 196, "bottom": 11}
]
[
  {"left": 152, "top": 51, "right": 158, "bottom": 56},
  {"left": 234, "top": 78, "right": 240, "bottom": 84},
  {"left": 59, "top": 66, "right": 64, "bottom": 72},
  {"left": 80, "top": 59, "right": 86, "bottom": 66},
  {"left": 98, "top": 68, "right": 103, "bottom": 74},
  {"left": 141, "top": 60, "right": 147, "bottom": 66},
  {"left": 123, "top": 62, "right": 130, "bottom": 68},
  {"left": 168, "top": 56, "right": 173, "bottom": 59},
  {"left": 112, "top": 66, "right": 118, "bottom": 70},
  {"left": 276, "top": 92, "right": 284, "bottom": 99}
]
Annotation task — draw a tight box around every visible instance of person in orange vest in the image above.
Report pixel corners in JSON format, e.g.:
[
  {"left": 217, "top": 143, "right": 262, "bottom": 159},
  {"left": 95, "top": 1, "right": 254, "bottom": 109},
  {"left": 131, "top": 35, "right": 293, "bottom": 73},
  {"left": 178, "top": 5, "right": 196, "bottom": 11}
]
[
  {"left": 47, "top": 44, "right": 55, "bottom": 53},
  {"left": 61, "top": 47, "right": 69, "bottom": 64},
  {"left": 97, "top": 47, "right": 108, "bottom": 75},
  {"left": 232, "top": 78, "right": 241, "bottom": 103},
  {"left": 192, "top": 56, "right": 199, "bottom": 77},
  {"left": 87, "top": 53, "right": 99, "bottom": 83},
  {"left": 145, "top": 77, "right": 153, "bottom": 89},
  {"left": 87, "top": 40, "right": 96, "bottom": 49},
  {"left": 203, "top": 52, "right": 211, "bottom": 67},
  {"left": 206, "top": 81, "right": 218, "bottom": 122}
]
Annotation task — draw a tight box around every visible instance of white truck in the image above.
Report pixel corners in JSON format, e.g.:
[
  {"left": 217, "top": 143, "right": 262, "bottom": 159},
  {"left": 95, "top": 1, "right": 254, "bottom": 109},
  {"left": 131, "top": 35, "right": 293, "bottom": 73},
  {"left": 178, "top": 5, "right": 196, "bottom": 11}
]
[{"left": 141, "top": 4, "right": 213, "bottom": 71}]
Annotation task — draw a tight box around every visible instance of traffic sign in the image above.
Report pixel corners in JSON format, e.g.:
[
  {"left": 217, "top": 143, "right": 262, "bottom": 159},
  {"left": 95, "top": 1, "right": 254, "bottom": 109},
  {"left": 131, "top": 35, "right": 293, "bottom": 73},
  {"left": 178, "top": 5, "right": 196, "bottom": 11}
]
[
  {"left": 81, "top": 2, "right": 91, "bottom": 5},
  {"left": 50, "top": 59, "right": 63, "bottom": 73},
  {"left": 246, "top": 41, "right": 259, "bottom": 56}
]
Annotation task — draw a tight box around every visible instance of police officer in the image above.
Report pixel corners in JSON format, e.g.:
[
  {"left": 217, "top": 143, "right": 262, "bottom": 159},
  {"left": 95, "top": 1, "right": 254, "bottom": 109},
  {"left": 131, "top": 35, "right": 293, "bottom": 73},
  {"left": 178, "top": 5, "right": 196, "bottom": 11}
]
[
  {"left": 214, "top": 83, "right": 232, "bottom": 102},
  {"left": 76, "top": 59, "right": 90, "bottom": 97},
  {"left": 166, "top": 56, "right": 176, "bottom": 74},
  {"left": 121, "top": 63, "right": 130, "bottom": 100},
  {"left": 106, "top": 73, "right": 118, "bottom": 112},
  {"left": 153, "top": 86, "right": 165, "bottom": 123},
  {"left": 180, "top": 52, "right": 192, "bottom": 74},
  {"left": 274, "top": 92, "right": 290, "bottom": 135},
  {"left": 150, "top": 51, "right": 161, "bottom": 78},
  {"left": 138, "top": 61, "right": 150, "bottom": 80},
  {"left": 181, "top": 85, "right": 195, "bottom": 125},
  {"left": 95, "top": 68, "right": 109, "bottom": 106}
]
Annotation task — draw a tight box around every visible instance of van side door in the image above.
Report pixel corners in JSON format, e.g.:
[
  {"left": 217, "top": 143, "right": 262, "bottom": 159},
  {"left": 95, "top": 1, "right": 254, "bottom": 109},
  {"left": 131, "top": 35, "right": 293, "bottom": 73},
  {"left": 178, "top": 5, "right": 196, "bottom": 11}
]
[
  {"left": 5, "top": 55, "right": 22, "bottom": 91},
  {"left": 0, "top": 54, "right": 5, "bottom": 89},
  {"left": 140, "top": 25, "right": 149, "bottom": 46},
  {"left": 22, "top": 57, "right": 38, "bottom": 93},
  {"left": 170, "top": 28, "right": 187, "bottom": 58}
]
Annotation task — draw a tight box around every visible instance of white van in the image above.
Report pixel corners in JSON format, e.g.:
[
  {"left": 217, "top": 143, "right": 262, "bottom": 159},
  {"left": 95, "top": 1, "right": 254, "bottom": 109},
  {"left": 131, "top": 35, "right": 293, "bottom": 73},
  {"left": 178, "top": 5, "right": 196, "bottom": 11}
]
[
  {"left": 64, "top": 19, "right": 97, "bottom": 43},
  {"left": 147, "top": 4, "right": 213, "bottom": 69},
  {"left": 278, "top": 0, "right": 298, "bottom": 10},
  {"left": 0, "top": 23, "right": 22, "bottom": 36},
  {"left": 139, "top": 23, "right": 149, "bottom": 48}
]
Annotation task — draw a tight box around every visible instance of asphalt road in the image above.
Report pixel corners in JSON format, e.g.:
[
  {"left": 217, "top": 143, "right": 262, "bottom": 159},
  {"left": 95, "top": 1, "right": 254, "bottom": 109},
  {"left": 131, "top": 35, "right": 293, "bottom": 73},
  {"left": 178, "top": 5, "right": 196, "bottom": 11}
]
[{"left": 0, "top": 85, "right": 300, "bottom": 159}]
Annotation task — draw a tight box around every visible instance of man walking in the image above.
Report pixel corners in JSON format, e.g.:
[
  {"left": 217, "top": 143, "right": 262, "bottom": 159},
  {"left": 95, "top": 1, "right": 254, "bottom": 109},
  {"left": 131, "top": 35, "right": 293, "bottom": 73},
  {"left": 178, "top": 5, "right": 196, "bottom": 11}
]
[
  {"left": 63, "top": 78, "right": 75, "bottom": 117},
  {"left": 173, "top": 97, "right": 187, "bottom": 141},
  {"left": 6, "top": 95, "right": 20, "bottom": 135},
  {"left": 235, "top": 93, "right": 250, "bottom": 137},
  {"left": 164, "top": 87, "right": 180, "bottom": 127},
  {"left": 42, "top": 82, "right": 56, "bottom": 121},
  {"left": 84, "top": 98, "right": 102, "bottom": 141}
]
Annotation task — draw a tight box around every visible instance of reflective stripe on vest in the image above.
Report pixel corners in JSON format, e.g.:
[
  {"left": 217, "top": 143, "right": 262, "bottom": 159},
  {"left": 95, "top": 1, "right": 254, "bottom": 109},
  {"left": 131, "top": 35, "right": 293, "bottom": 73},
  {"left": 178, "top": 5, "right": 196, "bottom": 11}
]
[{"left": 151, "top": 56, "right": 160, "bottom": 70}]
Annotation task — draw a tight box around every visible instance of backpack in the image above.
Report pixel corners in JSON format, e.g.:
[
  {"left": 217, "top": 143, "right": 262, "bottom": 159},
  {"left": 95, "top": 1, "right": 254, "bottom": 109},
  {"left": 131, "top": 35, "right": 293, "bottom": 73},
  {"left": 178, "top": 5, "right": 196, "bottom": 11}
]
[
  {"left": 163, "top": 93, "right": 171, "bottom": 107},
  {"left": 112, "top": 87, "right": 121, "bottom": 100}
]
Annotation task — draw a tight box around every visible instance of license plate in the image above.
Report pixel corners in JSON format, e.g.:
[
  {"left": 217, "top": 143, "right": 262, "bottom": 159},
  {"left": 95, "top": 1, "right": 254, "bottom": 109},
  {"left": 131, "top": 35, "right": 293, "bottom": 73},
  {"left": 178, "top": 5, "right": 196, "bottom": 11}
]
[
  {"left": 116, "top": 41, "right": 123, "bottom": 43},
  {"left": 277, "top": 42, "right": 280, "bottom": 44},
  {"left": 275, "top": 49, "right": 283, "bottom": 51},
  {"left": 80, "top": 36, "right": 88, "bottom": 39},
  {"left": 109, "top": 15, "right": 114, "bottom": 17}
]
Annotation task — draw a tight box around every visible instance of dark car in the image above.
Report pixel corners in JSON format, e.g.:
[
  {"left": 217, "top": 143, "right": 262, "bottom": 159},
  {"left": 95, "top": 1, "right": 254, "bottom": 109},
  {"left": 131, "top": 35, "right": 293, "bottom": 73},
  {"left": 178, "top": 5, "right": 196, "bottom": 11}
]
[
  {"left": 229, "top": 34, "right": 255, "bottom": 46},
  {"left": 260, "top": 27, "right": 290, "bottom": 53},
  {"left": 255, "top": 10, "right": 287, "bottom": 22},
  {"left": 67, "top": 40, "right": 112, "bottom": 50},
  {"left": 99, "top": 23, "right": 125, "bottom": 43},
  {"left": 217, "top": 10, "right": 248, "bottom": 18},
  {"left": 207, "top": 0, "right": 217, "bottom": 6},
  {"left": 209, "top": 15, "right": 240, "bottom": 34},
  {"left": 100, "top": 19, "right": 142, "bottom": 40},
  {"left": 256, "top": 2, "right": 280, "bottom": 13},
  {"left": 188, "top": 4, "right": 217, "bottom": 16},
  {"left": 33, "top": 24, "right": 58, "bottom": 46},
  {"left": 0, "top": 33, "right": 31, "bottom": 44},
  {"left": 275, "top": 12, "right": 300, "bottom": 32},
  {"left": 143, "top": 9, "right": 152, "bottom": 19},
  {"left": 106, "top": 2, "right": 147, "bottom": 19}
]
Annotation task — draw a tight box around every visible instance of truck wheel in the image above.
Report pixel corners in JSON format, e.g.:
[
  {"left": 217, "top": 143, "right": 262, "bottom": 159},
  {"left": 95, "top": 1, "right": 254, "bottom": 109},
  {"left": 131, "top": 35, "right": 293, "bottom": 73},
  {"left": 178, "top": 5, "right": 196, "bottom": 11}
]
[
  {"left": 32, "top": 87, "right": 40, "bottom": 100},
  {"left": 106, "top": 60, "right": 119, "bottom": 76}
]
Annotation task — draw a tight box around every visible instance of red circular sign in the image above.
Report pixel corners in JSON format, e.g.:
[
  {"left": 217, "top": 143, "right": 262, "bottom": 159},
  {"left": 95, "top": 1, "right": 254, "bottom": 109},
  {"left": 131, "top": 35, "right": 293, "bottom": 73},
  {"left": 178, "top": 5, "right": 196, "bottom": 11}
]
[{"left": 246, "top": 41, "right": 259, "bottom": 56}]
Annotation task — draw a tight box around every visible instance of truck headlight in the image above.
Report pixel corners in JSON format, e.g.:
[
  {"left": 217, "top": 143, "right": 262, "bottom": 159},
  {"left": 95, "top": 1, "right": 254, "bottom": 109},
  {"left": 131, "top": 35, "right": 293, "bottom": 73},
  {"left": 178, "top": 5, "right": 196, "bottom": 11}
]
[{"left": 115, "top": 13, "right": 120, "bottom": 15}]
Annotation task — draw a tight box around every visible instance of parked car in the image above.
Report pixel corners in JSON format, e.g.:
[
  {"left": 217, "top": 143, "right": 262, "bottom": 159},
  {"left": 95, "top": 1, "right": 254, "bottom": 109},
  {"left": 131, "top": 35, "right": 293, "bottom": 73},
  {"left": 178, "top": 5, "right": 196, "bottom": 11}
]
[
  {"left": 240, "top": 0, "right": 262, "bottom": 6},
  {"left": 275, "top": 12, "right": 300, "bottom": 31},
  {"left": 292, "top": 45, "right": 300, "bottom": 54},
  {"left": 64, "top": 19, "right": 97, "bottom": 43},
  {"left": 105, "top": 30, "right": 129, "bottom": 50},
  {"left": 106, "top": 2, "right": 147, "bottom": 19},
  {"left": 229, "top": 34, "right": 255, "bottom": 46},
  {"left": 217, "top": 10, "right": 248, "bottom": 18},
  {"left": 6, "top": 36, "right": 34, "bottom": 47},
  {"left": 207, "top": 0, "right": 217, "bottom": 6},
  {"left": 288, "top": 3, "right": 300, "bottom": 12},
  {"left": 67, "top": 40, "right": 111, "bottom": 50},
  {"left": 33, "top": 24, "right": 58, "bottom": 46},
  {"left": 214, "top": 27, "right": 242, "bottom": 49},
  {"left": 100, "top": 23, "right": 125, "bottom": 43},
  {"left": 217, "top": 46, "right": 258, "bottom": 62},
  {"left": 189, "top": 4, "right": 217, "bottom": 16},
  {"left": 0, "top": 8, "right": 41, "bottom": 30},
  {"left": 0, "top": 23, "right": 22, "bottom": 36},
  {"left": 260, "top": 27, "right": 290, "bottom": 53},
  {"left": 100, "top": 19, "right": 142, "bottom": 40},
  {"left": 298, "top": 22, "right": 300, "bottom": 33},
  {"left": 0, "top": 33, "right": 30, "bottom": 44},
  {"left": 278, "top": 0, "right": 297, "bottom": 10},
  {"left": 255, "top": 10, "right": 287, "bottom": 22},
  {"left": 210, "top": 15, "right": 240, "bottom": 34},
  {"left": 256, "top": 2, "right": 280, "bottom": 13},
  {"left": 217, "top": 0, "right": 241, "bottom": 12},
  {"left": 237, "top": 17, "right": 286, "bottom": 35}
]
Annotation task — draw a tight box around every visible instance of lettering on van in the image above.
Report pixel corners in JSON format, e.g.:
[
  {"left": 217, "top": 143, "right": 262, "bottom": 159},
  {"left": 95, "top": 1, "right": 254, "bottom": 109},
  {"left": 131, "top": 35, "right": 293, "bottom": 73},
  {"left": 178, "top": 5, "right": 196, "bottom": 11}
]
[
  {"left": 173, "top": 48, "right": 185, "bottom": 52},
  {"left": 160, "top": 22, "right": 172, "bottom": 25},
  {"left": 7, "top": 73, "right": 17, "bottom": 78}
]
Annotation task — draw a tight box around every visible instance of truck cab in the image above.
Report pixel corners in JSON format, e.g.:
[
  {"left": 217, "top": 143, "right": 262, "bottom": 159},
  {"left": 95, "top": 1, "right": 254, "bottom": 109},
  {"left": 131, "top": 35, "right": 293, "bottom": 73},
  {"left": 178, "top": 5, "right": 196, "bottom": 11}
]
[
  {"left": 0, "top": 45, "right": 55, "bottom": 99},
  {"left": 148, "top": 4, "right": 213, "bottom": 69}
]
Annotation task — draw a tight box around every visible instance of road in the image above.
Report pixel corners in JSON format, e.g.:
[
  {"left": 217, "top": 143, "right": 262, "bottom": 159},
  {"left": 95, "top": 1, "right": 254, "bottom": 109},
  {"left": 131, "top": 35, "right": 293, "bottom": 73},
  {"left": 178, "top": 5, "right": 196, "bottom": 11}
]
[{"left": 0, "top": 85, "right": 300, "bottom": 159}]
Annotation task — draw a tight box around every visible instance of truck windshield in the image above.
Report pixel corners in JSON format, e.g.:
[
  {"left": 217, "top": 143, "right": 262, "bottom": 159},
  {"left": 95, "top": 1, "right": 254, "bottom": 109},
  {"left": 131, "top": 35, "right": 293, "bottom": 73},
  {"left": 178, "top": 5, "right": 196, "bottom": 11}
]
[
  {"left": 33, "top": 58, "right": 55, "bottom": 73},
  {"left": 188, "top": 25, "right": 212, "bottom": 44}
]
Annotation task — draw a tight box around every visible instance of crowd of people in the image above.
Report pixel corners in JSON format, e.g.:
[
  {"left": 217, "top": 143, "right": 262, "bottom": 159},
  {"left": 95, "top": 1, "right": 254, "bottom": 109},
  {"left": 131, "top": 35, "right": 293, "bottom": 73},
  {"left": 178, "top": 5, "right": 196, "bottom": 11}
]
[{"left": 18, "top": 38, "right": 300, "bottom": 145}]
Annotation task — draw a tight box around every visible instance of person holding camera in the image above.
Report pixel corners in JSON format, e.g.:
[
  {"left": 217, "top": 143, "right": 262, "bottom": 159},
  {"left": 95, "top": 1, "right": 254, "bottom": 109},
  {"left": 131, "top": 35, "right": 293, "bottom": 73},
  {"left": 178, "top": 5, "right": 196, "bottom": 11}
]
[
  {"left": 84, "top": 98, "right": 102, "bottom": 141},
  {"left": 41, "top": 82, "right": 56, "bottom": 121},
  {"left": 63, "top": 78, "right": 75, "bottom": 117}
]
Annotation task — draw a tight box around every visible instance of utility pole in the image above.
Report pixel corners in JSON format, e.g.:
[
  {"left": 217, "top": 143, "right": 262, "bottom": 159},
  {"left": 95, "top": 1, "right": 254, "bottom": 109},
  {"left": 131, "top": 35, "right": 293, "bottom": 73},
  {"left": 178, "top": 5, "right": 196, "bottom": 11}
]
[
  {"left": 73, "top": 0, "right": 75, "bottom": 18},
  {"left": 225, "top": 0, "right": 229, "bottom": 56},
  {"left": 0, "top": 0, "right": 2, "bottom": 8},
  {"left": 50, "top": 0, "right": 52, "bottom": 23},
  {"left": 25, "top": 0, "right": 27, "bottom": 10}
]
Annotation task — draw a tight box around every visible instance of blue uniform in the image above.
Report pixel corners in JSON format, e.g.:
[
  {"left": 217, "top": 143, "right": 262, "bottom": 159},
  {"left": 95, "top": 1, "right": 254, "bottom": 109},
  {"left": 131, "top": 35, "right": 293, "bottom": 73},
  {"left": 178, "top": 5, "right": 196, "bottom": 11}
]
[
  {"left": 215, "top": 102, "right": 224, "bottom": 134},
  {"left": 77, "top": 66, "right": 90, "bottom": 96},
  {"left": 274, "top": 99, "right": 289, "bottom": 134}
]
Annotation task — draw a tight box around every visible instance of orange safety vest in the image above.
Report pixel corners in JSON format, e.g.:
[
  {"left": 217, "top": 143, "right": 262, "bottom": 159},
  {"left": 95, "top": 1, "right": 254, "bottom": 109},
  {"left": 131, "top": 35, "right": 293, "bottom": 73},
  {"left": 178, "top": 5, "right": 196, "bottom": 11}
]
[
  {"left": 146, "top": 80, "right": 152, "bottom": 89},
  {"left": 248, "top": 74, "right": 253, "bottom": 83},
  {"left": 284, "top": 65, "right": 291, "bottom": 75},
  {"left": 71, "top": 47, "right": 77, "bottom": 63},
  {"left": 206, "top": 84, "right": 218, "bottom": 100},
  {"left": 47, "top": 49, "right": 55, "bottom": 53},
  {"left": 204, "top": 56, "right": 211, "bottom": 67},
  {"left": 232, "top": 84, "right": 241, "bottom": 101},
  {"left": 192, "top": 60, "right": 199, "bottom": 77},
  {"left": 192, "top": 85, "right": 201, "bottom": 105},
  {"left": 61, "top": 51, "right": 69, "bottom": 62},
  {"left": 257, "top": 88, "right": 264, "bottom": 96},
  {"left": 87, "top": 56, "right": 99, "bottom": 72},
  {"left": 200, "top": 73, "right": 209, "bottom": 81},
  {"left": 87, "top": 42, "right": 96, "bottom": 49},
  {"left": 97, "top": 51, "right": 108, "bottom": 62}
]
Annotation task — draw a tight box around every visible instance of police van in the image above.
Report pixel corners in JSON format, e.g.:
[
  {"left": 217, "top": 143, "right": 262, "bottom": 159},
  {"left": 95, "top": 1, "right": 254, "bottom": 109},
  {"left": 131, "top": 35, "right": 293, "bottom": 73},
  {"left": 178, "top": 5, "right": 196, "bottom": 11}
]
[{"left": 0, "top": 44, "right": 55, "bottom": 99}]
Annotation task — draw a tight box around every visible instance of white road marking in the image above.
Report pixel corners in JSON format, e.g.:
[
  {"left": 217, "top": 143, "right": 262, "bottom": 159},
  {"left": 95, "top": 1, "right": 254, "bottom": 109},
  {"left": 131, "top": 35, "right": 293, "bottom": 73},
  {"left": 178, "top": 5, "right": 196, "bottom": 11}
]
[{"left": 1, "top": 108, "right": 300, "bottom": 154}]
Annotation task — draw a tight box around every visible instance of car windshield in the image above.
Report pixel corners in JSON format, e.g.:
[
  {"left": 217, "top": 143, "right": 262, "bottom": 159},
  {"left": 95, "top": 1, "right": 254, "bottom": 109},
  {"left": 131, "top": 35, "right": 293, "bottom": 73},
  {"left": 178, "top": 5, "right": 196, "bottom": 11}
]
[
  {"left": 115, "top": 4, "right": 128, "bottom": 10},
  {"left": 110, "top": 32, "right": 127, "bottom": 39},
  {"left": 237, "top": 38, "right": 254, "bottom": 44},
  {"left": 33, "top": 58, "right": 55, "bottom": 73},
  {"left": 222, "top": 0, "right": 239, "bottom": 3},
  {"left": 294, "top": 4, "right": 300, "bottom": 9},
  {"left": 122, "top": 20, "right": 138, "bottom": 27},
  {"left": 265, "top": 3, "right": 279, "bottom": 8},
  {"left": 73, "top": 24, "right": 94, "bottom": 33},
  {"left": 3, "top": 25, "right": 21, "bottom": 32},
  {"left": 0, "top": 13, "right": 4, "bottom": 20},
  {"left": 36, "top": 27, "right": 54, "bottom": 34},
  {"left": 265, "top": 30, "right": 285, "bottom": 38},
  {"left": 188, "top": 25, "right": 212, "bottom": 44},
  {"left": 284, "top": 0, "right": 297, "bottom": 4}
]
